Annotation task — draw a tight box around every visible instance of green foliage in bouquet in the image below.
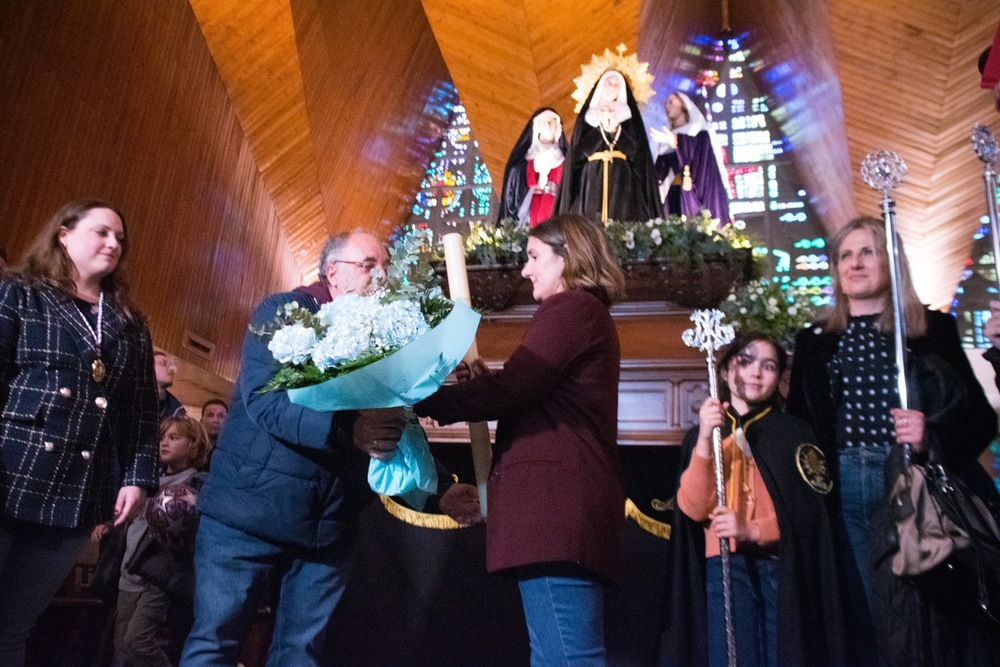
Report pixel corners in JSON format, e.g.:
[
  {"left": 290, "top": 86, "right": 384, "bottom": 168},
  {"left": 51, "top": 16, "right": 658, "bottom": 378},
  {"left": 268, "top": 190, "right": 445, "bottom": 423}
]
[
  {"left": 719, "top": 278, "right": 816, "bottom": 348},
  {"left": 381, "top": 227, "right": 453, "bottom": 327}
]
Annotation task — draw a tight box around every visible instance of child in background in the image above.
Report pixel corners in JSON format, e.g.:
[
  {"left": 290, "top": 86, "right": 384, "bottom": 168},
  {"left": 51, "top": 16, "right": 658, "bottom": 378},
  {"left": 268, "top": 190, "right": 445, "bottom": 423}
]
[{"left": 114, "top": 416, "right": 210, "bottom": 667}]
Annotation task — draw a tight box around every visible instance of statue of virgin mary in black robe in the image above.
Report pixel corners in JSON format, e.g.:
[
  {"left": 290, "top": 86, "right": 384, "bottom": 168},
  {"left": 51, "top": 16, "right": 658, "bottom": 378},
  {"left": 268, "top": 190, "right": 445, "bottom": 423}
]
[{"left": 554, "top": 70, "right": 663, "bottom": 224}]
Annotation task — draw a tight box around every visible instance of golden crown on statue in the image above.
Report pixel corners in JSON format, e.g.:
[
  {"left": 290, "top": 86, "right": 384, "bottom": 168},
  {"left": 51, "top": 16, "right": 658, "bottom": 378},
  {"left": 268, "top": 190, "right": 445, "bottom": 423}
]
[{"left": 572, "top": 43, "right": 656, "bottom": 113}]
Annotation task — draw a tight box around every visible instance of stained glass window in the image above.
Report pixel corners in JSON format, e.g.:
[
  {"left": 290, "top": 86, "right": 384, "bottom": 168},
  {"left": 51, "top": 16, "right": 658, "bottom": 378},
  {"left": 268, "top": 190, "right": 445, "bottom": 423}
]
[
  {"left": 681, "top": 32, "right": 833, "bottom": 306},
  {"left": 409, "top": 100, "right": 493, "bottom": 238},
  {"left": 951, "top": 215, "right": 999, "bottom": 348}
]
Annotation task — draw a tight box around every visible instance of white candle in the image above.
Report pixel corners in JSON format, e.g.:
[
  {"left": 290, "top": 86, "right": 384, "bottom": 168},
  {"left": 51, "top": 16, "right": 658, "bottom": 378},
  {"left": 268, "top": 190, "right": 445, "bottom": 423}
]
[
  {"left": 442, "top": 232, "right": 490, "bottom": 517},
  {"left": 442, "top": 233, "right": 480, "bottom": 361}
]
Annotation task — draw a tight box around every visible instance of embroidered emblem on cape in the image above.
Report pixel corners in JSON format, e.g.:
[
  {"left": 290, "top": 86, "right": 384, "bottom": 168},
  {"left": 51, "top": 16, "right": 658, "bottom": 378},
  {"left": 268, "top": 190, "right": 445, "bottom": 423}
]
[{"left": 795, "top": 443, "right": 833, "bottom": 494}]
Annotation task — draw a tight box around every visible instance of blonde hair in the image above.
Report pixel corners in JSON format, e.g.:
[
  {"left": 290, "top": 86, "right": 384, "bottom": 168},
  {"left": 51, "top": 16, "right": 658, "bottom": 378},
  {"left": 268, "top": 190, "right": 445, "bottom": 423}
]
[
  {"left": 826, "top": 216, "right": 926, "bottom": 337},
  {"left": 159, "top": 416, "right": 213, "bottom": 471},
  {"left": 528, "top": 214, "right": 626, "bottom": 304}
]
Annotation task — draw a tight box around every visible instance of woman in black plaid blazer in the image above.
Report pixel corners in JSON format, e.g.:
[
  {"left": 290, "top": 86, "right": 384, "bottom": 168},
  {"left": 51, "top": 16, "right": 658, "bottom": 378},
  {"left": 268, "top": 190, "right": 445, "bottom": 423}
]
[{"left": 0, "top": 199, "right": 160, "bottom": 667}]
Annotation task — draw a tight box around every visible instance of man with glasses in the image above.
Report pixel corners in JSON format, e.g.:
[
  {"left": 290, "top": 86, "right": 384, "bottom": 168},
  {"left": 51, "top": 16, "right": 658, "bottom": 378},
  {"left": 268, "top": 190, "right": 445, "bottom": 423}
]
[{"left": 182, "top": 230, "right": 407, "bottom": 666}]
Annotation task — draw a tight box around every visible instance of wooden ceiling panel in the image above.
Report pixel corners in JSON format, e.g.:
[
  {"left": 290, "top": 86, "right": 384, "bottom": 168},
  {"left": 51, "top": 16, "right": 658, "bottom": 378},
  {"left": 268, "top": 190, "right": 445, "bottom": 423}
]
[
  {"left": 421, "top": 0, "right": 643, "bottom": 196},
  {"left": 188, "top": 0, "right": 324, "bottom": 275},
  {"left": 829, "top": 0, "right": 1000, "bottom": 308},
  {"left": 638, "top": 0, "right": 717, "bottom": 139},
  {"left": 292, "top": 0, "right": 455, "bottom": 251}
]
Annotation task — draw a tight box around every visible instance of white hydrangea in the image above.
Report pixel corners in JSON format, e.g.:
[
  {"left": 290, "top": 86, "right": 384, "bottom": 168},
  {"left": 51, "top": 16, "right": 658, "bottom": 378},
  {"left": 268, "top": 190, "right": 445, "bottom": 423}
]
[
  {"left": 624, "top": 230, "right": 636, "bottom": 250},
  {"left": 308, "top": 294, "right": 430, "bottom": 372},
  {"left": 651, "top": 228, "right": 662, "bottom": 246},
  {"left": 268, "top": 322, "right": 318, "bottom": 365},
  {"left": 370, "top": 300, "right": 430, "bottom": 353}
]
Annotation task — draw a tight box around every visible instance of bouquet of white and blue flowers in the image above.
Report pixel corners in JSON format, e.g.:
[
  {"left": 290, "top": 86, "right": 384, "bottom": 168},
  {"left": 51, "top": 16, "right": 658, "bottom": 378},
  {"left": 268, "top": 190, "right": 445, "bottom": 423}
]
[{"left": 253, "top": 228, "right": 481, "bottom": 509}]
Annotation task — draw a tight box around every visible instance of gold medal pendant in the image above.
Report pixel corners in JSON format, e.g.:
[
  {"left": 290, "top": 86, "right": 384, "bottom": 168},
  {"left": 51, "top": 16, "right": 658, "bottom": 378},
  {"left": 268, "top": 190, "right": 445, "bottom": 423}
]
[{"left": 92, "top": 358, "right": 106, "bottom": 383}]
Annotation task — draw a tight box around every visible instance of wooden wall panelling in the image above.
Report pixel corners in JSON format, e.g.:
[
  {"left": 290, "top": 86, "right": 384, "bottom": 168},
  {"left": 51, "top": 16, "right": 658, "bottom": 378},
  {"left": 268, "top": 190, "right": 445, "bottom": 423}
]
[
  {"left": 291, "top": 0, "right": 456, "bottom": 244},
  {"left": 828, "top": 0, "right": 1000, "bottom": 308},
  {"left": 421, "top": 0, "right": 645, "bottom": 199},
  {"left": 0, "top": 1, "right": 300, "bottom": 397}
]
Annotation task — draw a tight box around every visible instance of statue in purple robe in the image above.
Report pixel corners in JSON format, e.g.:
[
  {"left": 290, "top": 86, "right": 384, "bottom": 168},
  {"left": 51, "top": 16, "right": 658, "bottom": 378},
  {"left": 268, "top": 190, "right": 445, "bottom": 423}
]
[{"left": 651, "top": 92, "right": 731, "bottom": 222}]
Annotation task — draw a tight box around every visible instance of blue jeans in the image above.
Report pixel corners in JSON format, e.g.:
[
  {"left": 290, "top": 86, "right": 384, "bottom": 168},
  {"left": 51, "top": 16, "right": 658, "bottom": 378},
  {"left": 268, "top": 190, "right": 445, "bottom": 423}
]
[
  {"left": 517, "top": 565, "right": 607, "bottom": 667},
  {"left": 180, "top": 515, "right": 353, "bottom": 667},
  {"left": 706, "top": 554, "right": 779, "bottom": 667},
  {"left": 837, "top": 446, "right": 890, "bottom": 611},
  {"left": 0, "top": 520, "right": 90, "bottom": 667}
]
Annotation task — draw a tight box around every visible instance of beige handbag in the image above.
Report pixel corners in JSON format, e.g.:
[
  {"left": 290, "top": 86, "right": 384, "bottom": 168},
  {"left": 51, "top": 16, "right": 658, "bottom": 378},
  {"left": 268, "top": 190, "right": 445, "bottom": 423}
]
[
  {"left": 889, "top": 463, "right": 972, "bottom": 576},
  {"left": 888, "top": 457, "right": 1000, "bottom": 623}
]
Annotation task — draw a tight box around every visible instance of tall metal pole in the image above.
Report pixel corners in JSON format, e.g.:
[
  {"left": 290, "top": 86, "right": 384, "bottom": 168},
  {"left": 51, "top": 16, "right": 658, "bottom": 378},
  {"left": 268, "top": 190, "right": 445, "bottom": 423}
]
[
  {"left": 683, "top": 309, "right": 736, "bottom": 667},
  {"left": 971, "top": 124, "right": 1000, "bottom": 296},
  {"left": 860, "top": 151, "right": 909, "bottom": 454}
]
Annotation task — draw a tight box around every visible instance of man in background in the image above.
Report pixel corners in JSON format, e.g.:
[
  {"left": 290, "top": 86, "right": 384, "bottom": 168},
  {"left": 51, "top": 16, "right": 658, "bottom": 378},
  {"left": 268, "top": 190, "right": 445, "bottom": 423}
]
[
  {"left": 199, "top": 398, "right": 227, "bottom": 448},
  {"left": 154, "top": 348, "right": 186, "bottom": 420}
]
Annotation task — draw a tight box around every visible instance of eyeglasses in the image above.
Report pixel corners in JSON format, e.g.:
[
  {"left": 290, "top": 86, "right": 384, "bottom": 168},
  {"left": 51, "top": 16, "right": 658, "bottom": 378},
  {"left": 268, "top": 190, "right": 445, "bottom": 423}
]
[{"left": 333, "top": 259, "right": 378, "bottom": 271}]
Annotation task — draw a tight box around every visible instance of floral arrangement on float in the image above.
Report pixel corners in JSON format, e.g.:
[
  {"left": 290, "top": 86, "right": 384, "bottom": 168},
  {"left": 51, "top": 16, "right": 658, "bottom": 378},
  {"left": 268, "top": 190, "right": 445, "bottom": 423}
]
[
  {"left": 426, "top": 219, "right": 530, "bottom": 311},
  {"left": 719, "top": 278, "right": 816, "bottom": 348},
  {"left": 462, "top": 218, "right": 527, "bottom": 267},
  {"left": 252, "top": 227, "right": 481, "bottom": 509},
  {"left": 421, "top": 211, "right": 759, "bottom": 310},
  {"left": 602, "top": 211, "right": 753, "bottom": 267},
  {"left": 601, "top": 211, "right": 758, "bottom": 307}
]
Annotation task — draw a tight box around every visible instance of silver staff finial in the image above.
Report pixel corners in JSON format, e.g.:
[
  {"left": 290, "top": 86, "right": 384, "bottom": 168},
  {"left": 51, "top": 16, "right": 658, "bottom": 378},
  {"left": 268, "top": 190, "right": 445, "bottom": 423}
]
[
  {"left": 861, "top": 150, "right": 907, "bottom": 194},
  {"left": 682, "top": 309, "right": 735, "bottom": 355},
  {"left": 972, "top": 123, "right": 1000, "bottom": 168}
]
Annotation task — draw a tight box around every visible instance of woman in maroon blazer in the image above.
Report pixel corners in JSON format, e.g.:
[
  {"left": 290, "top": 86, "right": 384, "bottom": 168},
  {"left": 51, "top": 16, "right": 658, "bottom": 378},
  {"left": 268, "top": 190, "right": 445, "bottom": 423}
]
[{"left": 416, "top": 213, "right": 626, "bottom": 666}]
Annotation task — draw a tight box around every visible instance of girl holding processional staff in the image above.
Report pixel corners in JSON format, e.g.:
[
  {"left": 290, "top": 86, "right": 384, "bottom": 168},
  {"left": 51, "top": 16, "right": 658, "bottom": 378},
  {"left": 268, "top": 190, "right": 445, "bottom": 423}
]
[{"left": 665, "top": 330, "right": 849, "bottom": 667}]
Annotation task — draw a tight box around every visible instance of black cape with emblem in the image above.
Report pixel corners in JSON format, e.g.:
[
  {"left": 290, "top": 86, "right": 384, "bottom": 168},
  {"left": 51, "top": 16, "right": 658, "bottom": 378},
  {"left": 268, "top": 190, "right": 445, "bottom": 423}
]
[
  {"left": 554, "top": 72, "right": 663, "bottom": 223},
  {"left": 659, "top": 405, "right": 852, "bottom": 667}
]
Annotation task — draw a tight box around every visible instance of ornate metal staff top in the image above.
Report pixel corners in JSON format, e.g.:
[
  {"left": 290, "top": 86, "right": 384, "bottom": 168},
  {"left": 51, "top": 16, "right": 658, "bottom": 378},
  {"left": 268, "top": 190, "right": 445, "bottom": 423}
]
[
  {"left": 972, "top": 124, "right": 1000, "bottom": 298},
  {"left": 682, "top": 308, "right": 736, "bottom": 667},
  {"left": 972, "top": 123, "right": 1000, "bottom": 169},
  {"left": 682, "top": 309, "right": 735, "bottom": 356},
  {"left": 861, "top": 149, "right": 908, "bottom": 196},
  {"left": 861, "top": 149, "right": 909, "bottom": 413}
]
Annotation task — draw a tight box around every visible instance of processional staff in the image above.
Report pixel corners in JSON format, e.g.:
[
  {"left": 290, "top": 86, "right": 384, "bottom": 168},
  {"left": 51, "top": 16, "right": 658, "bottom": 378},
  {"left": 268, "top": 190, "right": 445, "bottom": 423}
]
[
  {"left": 441, "top": 233, "right": 492, "bottom": 517},
  {"left": 860, "top": 150, "right": 910, "bottom": 451},
  {"left": 683, "top": 309, "right": 736, "bottom": 667},
  {"left": 971, "top": 123, "right": 1000, "bottom": 297}
]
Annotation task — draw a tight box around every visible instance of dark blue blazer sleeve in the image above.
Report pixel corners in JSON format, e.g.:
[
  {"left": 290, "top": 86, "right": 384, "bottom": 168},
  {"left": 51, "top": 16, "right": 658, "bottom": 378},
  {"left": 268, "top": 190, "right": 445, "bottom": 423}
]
[{"left": 238, "top": 291, "right": 346, "bottom": 451}]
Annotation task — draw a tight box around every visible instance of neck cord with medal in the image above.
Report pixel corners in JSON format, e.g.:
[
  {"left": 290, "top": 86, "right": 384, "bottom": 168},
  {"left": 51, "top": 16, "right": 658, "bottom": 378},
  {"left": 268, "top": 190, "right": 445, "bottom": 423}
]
[{"left": 77, "top": 292, "right": 106, "bottom": 382}]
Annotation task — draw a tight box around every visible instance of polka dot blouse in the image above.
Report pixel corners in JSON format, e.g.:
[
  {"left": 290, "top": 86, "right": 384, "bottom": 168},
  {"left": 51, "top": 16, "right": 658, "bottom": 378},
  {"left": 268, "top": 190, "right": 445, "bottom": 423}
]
[{"left": 828, "top": 314, "right": 899, "bottom": 449}]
